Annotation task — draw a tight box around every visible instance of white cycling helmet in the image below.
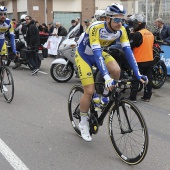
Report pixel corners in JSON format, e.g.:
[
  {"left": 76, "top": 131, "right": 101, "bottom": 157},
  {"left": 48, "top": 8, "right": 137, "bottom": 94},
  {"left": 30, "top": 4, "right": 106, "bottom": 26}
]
[
  {"left": 0, "top": 6, "right": 7, "bottom": 12},
  {"left": 20, "top": 14, "right": 27, "bottom": 20},
  {"left": 105, "top": 3, "right": 125, "bottom": 16},
  {"left": 94, "top": 10, "right": 106, "bottom": 21}
]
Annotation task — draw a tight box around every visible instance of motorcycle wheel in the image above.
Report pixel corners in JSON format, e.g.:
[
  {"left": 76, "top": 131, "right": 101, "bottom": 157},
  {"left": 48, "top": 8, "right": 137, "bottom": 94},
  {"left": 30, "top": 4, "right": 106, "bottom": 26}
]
[
  {"left": 28, "top": 58, "right": 41, "bottom": 70},
  {"left": 50, "top": 63, "right": 74, "bottom": 82},
  {"left": 152, "top": 60, "right": 167, "bottom": 89}
]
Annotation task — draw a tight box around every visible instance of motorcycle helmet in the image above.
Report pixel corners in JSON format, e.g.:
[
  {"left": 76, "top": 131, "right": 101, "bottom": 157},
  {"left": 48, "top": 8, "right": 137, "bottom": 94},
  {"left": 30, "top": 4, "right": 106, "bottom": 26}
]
[
  {"left": 128, "top": 14, "right": 146, "bottom": 31},
  {"left": 94, "top": 10, "right": 106, "bottom": 21},
  {"left": 0, "top": 6, "right": 7, "bottom": 12},
  {"left": 105, "top": 3, "right": 126, "bottom": 16},
  {"left": 20, "top": 14, "right": 27, "bottom": 21}
]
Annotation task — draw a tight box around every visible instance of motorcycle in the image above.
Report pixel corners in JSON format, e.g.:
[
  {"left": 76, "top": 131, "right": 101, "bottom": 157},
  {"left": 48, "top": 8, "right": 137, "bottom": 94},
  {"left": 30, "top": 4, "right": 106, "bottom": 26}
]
[
  {"left": 50, "top": 24, "right": 80, "bottom": 82},
  {"left": 6, "top": 35, "right": 48, "bottom": 69}
]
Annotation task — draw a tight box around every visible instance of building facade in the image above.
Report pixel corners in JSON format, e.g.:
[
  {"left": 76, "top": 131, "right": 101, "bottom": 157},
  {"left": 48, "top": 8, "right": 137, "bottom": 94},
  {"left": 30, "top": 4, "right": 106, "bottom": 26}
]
[{"left": 1, "top": 0, "right": 170, "bottom": 31}]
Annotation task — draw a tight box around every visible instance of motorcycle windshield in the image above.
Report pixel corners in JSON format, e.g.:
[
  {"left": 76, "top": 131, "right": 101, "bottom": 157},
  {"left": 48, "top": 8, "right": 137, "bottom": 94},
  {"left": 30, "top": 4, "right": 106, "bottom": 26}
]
[{"left": 66, "top": 23, "right": 80, "bottom": 39}]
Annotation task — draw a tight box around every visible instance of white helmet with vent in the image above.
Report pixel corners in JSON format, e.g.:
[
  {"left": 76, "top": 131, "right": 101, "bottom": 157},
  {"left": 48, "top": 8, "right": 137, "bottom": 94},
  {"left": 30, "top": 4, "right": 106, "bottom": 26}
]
[{"left": 94, "top": 10, "right": 106, "bottom": 21}]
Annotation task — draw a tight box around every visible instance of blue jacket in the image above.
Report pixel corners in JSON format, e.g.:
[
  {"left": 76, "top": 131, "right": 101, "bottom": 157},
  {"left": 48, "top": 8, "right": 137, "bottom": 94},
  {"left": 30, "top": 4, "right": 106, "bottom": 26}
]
[{"left": 161, "top": 25, "right": 170, "bottom": 45}]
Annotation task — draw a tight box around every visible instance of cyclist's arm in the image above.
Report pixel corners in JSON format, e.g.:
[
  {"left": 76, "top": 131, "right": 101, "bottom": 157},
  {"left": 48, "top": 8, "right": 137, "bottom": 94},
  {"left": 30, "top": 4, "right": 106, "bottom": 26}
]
[
  {"left": 119, "top": 27, "right": 142, "bottom": 80},
  {"left": 89, "top": 26, "right": 109, "bottom": 78},
  {"left": 8, "top": 21, "right": 16, "bottom": 53}
]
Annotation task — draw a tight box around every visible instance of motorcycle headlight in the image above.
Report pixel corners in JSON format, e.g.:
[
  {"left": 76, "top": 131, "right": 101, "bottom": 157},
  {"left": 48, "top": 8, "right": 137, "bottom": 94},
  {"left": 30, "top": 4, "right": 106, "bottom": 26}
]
[{"left": 70, "top": 44, "right": 76, "bottom": 48}]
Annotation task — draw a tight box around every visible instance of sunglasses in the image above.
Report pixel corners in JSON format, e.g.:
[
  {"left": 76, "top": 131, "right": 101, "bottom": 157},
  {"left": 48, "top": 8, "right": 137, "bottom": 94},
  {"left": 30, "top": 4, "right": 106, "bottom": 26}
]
[
  {"left": 110, "top": 17, "right": 125, "bottom": 24},
  {"left": 0, "top": 13, "right": 7, "bottom": 16}
]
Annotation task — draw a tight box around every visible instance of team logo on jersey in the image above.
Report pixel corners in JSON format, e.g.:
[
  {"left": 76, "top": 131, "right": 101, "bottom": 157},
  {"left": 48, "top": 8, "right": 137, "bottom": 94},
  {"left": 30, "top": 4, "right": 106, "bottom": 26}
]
[
  {"left": 91, "top": 38, "right": 96, "bottom": 42},
  {"left": 78, "top": 65, "right": 82, "bottom": 76},
  {"left": 87, "top": 72, "right": 92, "bottom": 76},
  {"left": 92, "top": 27, "right": 97, "bottom": 36}
]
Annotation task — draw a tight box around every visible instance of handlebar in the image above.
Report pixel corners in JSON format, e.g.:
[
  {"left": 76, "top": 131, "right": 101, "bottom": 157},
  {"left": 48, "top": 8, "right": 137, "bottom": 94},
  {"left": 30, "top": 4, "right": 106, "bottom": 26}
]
[{"left": 95, "top": 78, "right": 135, "bottom": 97}]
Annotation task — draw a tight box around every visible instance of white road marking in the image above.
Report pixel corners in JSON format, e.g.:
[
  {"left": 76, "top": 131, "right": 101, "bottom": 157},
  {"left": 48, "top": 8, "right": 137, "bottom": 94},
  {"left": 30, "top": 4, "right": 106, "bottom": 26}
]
[
  {"left": 38, "top": 71, "right": 48, "bottom": 74},
  {"left": 24, "top": 66, "right": 48, "bottom": 75},
  {"left": 0, "top": 138, "right": 29, "bottom": 170}
]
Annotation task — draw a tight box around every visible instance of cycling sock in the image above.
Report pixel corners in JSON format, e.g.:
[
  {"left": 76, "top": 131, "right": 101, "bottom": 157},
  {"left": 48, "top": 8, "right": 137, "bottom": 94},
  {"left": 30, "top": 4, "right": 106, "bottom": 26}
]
[{"left": 80, "top": 111, "right": 88, "bottom": 126}]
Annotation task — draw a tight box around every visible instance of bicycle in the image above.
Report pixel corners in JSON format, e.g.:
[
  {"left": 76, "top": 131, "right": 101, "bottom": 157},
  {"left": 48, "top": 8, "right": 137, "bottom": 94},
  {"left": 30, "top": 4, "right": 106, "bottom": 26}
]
[
  {"left": 0, "top": 54, "right": 14, "bottom": 103},
  {"left": 68, "top": 79, "right": 149, "bottom": 165}
]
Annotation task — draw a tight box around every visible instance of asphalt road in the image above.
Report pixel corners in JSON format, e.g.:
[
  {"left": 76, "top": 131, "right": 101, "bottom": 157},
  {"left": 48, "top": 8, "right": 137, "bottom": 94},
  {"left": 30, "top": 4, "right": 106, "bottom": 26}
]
[{"left": 0, "top": 57, "right": 170, "bottom": 170}]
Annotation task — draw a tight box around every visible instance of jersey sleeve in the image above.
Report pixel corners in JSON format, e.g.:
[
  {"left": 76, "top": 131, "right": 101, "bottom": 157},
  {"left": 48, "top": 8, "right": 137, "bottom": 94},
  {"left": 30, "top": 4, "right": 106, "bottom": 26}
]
[
  {"left": 89, "top": 26, "right": 109, "bottom": 77},
  {"left": 120, "top": 26, "right": 141, "bottom": 80},
  {"left": 9, "top": 21, "right": 16, "bottom": 53}
]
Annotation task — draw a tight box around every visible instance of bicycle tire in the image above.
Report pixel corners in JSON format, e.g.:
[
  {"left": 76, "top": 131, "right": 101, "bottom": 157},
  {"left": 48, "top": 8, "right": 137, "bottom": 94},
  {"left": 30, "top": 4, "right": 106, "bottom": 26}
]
[
  {"left": 108, "top": 99, "right": 149, "bottom": 165},
  {"left": 68, "top": 85, "right": 83, "bottom": 136},
  {"left": 1, "top": 67, "right": 14, "bottom": 103}
]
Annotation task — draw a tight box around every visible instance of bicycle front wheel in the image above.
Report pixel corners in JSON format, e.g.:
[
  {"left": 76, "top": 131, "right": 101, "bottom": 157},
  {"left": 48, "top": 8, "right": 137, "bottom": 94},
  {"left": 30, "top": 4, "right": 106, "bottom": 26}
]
[
  {"left": 68, "top": 85, "right": 84, "bottom": 136},
  {"left": 108, "top": 99, "right": 149, "bottom": 165},
  {"left": 1, "top": 67, "right": 14, "bottom": 103}
]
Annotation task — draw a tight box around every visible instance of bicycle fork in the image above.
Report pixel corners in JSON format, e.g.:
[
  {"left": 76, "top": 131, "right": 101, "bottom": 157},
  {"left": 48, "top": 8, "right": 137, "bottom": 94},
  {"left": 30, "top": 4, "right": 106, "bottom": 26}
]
[{"left": 116, "top": 99, "right": 133, "bottom": 134}]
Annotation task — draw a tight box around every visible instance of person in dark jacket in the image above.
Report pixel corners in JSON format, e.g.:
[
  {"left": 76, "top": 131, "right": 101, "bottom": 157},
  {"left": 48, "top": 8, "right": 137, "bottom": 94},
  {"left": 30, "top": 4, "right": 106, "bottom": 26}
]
[
  {"left": 155, "top": 18, "right": 170, "bottom": 45},
  {"left": 48, "top": 22, "right": 54, "bottom": 35},
  {"left": 25, "top": 15, "right": 40, "bottom": 75},
  {"left": 68, "top": 19, "right": 76, "bottom": 33},
  {"left": 75, "top": 17, "right": 84, "bottom": 37},
  {"left": 55, "top": 22, "right": 67, "bottom": 36}
]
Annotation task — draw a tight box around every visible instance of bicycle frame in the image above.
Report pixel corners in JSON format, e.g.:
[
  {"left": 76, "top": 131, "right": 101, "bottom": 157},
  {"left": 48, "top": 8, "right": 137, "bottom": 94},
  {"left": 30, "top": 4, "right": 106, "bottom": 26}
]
[{"left": 93, "top": 82, "right": 133, "bottom": 133}]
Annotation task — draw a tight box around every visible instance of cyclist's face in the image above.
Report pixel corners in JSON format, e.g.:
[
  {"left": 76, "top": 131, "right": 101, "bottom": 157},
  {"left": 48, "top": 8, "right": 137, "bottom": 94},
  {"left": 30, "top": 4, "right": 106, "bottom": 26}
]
[
  {"left": 0, "top": 12, "right": 7, "bottom": 22},
  {"left": 107, "top": 14, "right": 124, "bottom": 31}
]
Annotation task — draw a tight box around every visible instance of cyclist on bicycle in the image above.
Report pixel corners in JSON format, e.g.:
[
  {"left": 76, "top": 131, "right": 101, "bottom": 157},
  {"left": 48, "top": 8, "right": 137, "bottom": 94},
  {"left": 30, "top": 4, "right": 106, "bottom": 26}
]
[
  {"left": 0, "top": 6, "right": 16, "bottom": 75},
  {"left": 75, "top": 3, "right": 148, "bottom": 142}
]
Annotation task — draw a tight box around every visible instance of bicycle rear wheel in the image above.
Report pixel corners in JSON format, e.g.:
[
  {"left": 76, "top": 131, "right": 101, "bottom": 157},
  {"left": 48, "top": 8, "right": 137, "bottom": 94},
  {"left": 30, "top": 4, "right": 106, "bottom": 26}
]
[
  {"left": 108, "top": 99, "right": 149, "bottom": 165},
  {"left": 68, "top": 85, "right": 83, "bottom": 136},
  {"left": 1, "top": 67, "right": 14, "bottom": 103}
]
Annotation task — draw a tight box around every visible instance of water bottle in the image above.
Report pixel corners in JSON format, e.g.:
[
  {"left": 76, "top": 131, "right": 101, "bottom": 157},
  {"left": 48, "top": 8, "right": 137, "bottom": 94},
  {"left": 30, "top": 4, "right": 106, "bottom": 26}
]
[
  {"left": 100, "top": 96, "right": 109, "bottom": 105},
  {"left": 93, "top": 94, "right": 109, "bottom": 111},
  {"left": 93, "top": 93, "right": 102, "bottom": 111}
]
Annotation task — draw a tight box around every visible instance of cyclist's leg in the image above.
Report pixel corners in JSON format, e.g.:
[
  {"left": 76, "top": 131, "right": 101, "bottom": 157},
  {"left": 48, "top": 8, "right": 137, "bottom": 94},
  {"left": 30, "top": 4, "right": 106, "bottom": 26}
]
[
  {"left": 102, "top": 51, "right": 121, "bottom": 80},
  {"left": 75, "top": 50, "right": 94, "bottom": 141}
]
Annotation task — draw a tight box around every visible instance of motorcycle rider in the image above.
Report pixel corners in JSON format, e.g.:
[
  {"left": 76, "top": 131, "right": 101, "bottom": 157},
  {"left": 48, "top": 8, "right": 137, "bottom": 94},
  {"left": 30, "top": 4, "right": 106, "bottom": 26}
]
[
  {"left": 75, "top": 3, "right": 148, "bottom": 142},
  {"left": 13, "top": 14, "right": 27, "bottom": 69},
  {"left": 0, "top": 6, "right": 16, "bottom": 75},
  {"left": 128, "top": 14, "right": 154, "bottom": 102}
]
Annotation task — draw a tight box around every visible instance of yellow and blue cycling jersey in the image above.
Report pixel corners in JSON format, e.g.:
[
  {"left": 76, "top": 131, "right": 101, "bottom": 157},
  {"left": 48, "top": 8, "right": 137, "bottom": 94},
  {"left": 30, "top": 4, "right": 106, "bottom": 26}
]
[
  {"left": 75, "top": 21, "right": 140, "bottom": 86},
  {"left": 0, "top": 18, "right": 16, "bottom": 54}
]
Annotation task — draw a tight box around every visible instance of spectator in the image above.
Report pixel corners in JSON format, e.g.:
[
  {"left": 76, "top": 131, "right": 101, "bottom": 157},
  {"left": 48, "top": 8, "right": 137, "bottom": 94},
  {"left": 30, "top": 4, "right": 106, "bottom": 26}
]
[
  {"left": 68, "top": 19, "right": 76, "bottom": 33},
  {"left": 11, "top": 18, "right": 17, "bottom": 28},
  {"left": 84, "top": 19, "right": 91, "bottom": 31},
  {"left": 128, "top": 14, "right": 154, "bottom": 102},
  {"left": 35, "top": 21, "right": 43, "bottom": 32},
  {"left": 48, "top": 22, "right": 54, "bottom": 35},
  {"left": 25, "top": 15, "right": 40, "bottom": 75},
  {"left": 55, "top": 22, "right": 67, "bottom": 36},
  {"left": 41, "top": 23, "right": 48, "bottom": 33},
  {"left": 75, "top": 17, "right": 84, "bottom": 36},
  {"left": 155, "top": 18, "right": 170, "bottom": 45}
]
